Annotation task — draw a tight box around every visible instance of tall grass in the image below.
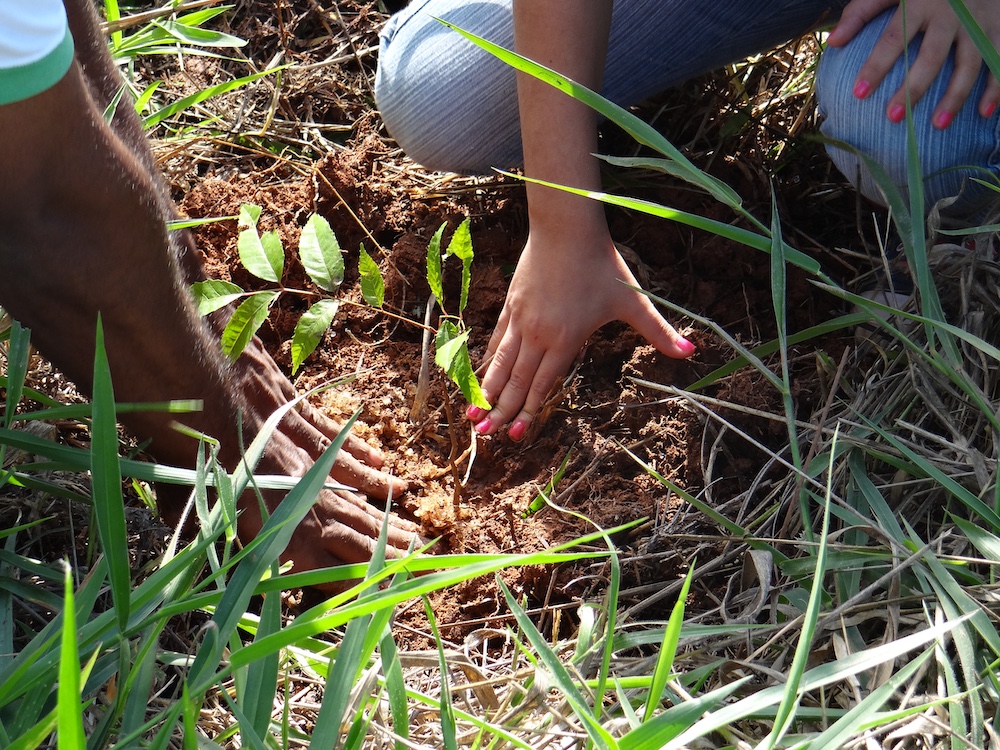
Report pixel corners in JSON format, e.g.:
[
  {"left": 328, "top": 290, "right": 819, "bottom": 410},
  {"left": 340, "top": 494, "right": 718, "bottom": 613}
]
[
  {"left": 443, "top": 4, "right": 1000, "bottom": 746},
  {"left": 3, "top": 1, "right": 1000, "bottom": 747}
]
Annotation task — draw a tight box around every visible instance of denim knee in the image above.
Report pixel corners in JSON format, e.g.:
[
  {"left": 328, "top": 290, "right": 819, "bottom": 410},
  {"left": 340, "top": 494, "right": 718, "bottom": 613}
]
[
  {"left": 817, "top": 8, "right": 1000, "bottom": 219},
  {"left": 375, "top": 0, "right": 522, "bottom": 174}
]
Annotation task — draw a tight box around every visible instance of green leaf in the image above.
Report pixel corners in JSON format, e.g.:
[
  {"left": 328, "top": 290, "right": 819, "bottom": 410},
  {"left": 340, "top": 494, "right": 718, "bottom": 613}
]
[
  {"left": 259, "top": 231, "right": 285, "bottom": 281},
  {"left": 435, "top": 321, "right": 489, "bottom": 409},
  {"left": 91, "top": 316, "right": 131, "bottom": 632},
  {"left": 238, "top": 203, "right": 262, "bottom": 228},
  {"left": 220, "top": 291, "right": 279, "bottom": 361},
  {"left": 426, "top": 223, "right": 447, "bottom": 304},
  {"left": 445, "top": 218, "right": 473, "bottom": 315},
  {"left": 237, "top": 205, "right": 283, "bottom": 283},
  {"left": 291, "top": 299, "right": 340, "bottom": 374},
  {"left": 359, "top": 244, "right": 385, "bottom": 308},
  {"left": 190, "top": 279, "right": 244, "bottom": 316},
  {"left": 152, "top": 18, "right": 246, "bottom": 49},
  {"left": 299, "top": 213, "right": 344, "bottom": 293}
]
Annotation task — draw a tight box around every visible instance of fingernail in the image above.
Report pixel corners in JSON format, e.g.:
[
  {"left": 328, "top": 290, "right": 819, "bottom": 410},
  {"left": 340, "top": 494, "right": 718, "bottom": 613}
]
[
  {"left": 887, "top": 104, "right": 906, "bottom": 123},
  {"left": 508, "top": 419, "right": 528, "bottom": 442},
  {"left": 985, "top": 101, "right": 998, "bottom": 118},
  {"left": 677, "top": 338, "right": 696, "bottom": 357},
  {"left": 466, "top": 405, "right": 486, "bottom": 421},
  {"left": 474, "top": 418, "right": 492, "bottom": 435},
  {"left": 933, "top": 110, "right": 954, "bottom": 129},
  {"left": 853, "top": 79, "right": 871, "bottom": 99}
]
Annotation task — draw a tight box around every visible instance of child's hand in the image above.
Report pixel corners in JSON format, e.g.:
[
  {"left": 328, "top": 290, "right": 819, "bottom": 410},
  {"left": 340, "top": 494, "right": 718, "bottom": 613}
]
[{"left": 829, "top": 0, "right": 1000, "bottom": 123}]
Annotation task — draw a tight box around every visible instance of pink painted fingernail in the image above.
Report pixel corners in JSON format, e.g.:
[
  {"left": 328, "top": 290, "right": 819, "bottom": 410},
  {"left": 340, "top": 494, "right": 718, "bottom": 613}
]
[
  {"left": 853, "top": 79, "right": 872, "bottom": 99},
  {"left": 677, "top": 338, "right": 696, "bottom": 357},
  {"left": 985, "top": 101, "right": 998, "bottom": 118},
  {"left": 508, "top": 419, "right": 528, "bottom": 442},
  {"left": 933, "top": 110, "right": 954, "bottom": 129},
  {"left": 887, "top": 104, "right": 906, "bottom": 123},
  {"left": 466, "top": 405, "right": 486, "bottom": 421},
  {"left": 474, "top": 418, "right": 492, "bottom": 435}
]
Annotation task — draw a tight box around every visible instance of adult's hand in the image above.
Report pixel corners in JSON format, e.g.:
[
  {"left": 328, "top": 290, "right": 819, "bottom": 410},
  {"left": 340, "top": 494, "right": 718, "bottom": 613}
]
[
  {"left": 828, "top": 0, "right": 1000, "bottom": 123},
  {"left": 0, "top": 27, "right": 418, "bottom": 582},
  {"left": 466, "top": 227, "right": 694, "bottom": 440},
  {"left": 232, "top": 336, "right": 409, "bottom": 503},
  {"left": 227, "top": 338, "right": 420, "bottom": 581}
]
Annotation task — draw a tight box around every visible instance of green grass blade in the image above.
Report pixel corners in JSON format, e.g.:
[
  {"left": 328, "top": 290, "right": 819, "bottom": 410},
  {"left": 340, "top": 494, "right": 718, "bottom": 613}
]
[
  {"left": 947, "top": 0, "right": 1000, "bottom": 80},
  {"left": 142, "top": 68, "right": 281, "bottom": 130},
  {"left": 620, "top": 678, "right": 749, "bottom": 750},
  {"left": 240, "top": 565, "right": 283, "bottom": 742},
  {"left": 685, "top": 312, "right": 868, "bottom": 391},
  {"left": 150, "top": 18, "right": 245, "bottom": 49},
  {"left": 858, "top": 415, "right": 1000, "bottom": 530},
  {"left": 6, "top": 709, "right": 57, "bottom": 750},
  {"left": 806, "top": 647, "right": 935, "bottom": 748},
  {"left": 56, "top": 566, "right": 84, "bottom": 750},
  {"left": 436, "top": 20, "right": 749, "bottom": 221},
  {"left": 623, "top": 445, "right": 786, "bottom": 562},
  {"left": 91, "top": 317, "right": 131, "bottom": 632},
  {"left": 504, "top": 171, "right": 823, "bottom": 277},
  {"left": 379, "top": 629, "right": 409, "bottom": 749},
  {"left": 643, "top": 563, "right": 694, "bottom": 722},
  {"left": 0, "top": 533, "right": 15, "bottom": 673},
  {"left": 187, "top": 411, "right": 363, "bottom": 695},
  {"left": 425, "top": 596, "right": 458, "bottom": 750},
  {"left": 498, "top": 579, "right": 617, "bottom": 749},
  {"left": 768, "top": 188, "right": 809, "bottom": 542},
  {"left": 118, "top": 626, "right": 162, "bottom": 741},
  {"left": 4, "top": 320, "right": 30, "bottom": 429},
  {"left": 104, "top": 0, "right": 122, "bottom": 49},
  {"left": 663, "top": 615, "right": 970, "bottom": 749},
  {"left": 761, "top": 432, "right": 837, "bottom": 749},
  {"left": 311, "top": 614, "right": 373, "bottom": 750}
]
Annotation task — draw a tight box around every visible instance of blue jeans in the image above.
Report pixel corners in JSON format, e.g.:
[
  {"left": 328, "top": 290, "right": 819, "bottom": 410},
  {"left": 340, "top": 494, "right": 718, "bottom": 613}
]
[
  {"left": 376, "top": 1, "right": 1000, "bottom": 220},
  {"left": 818, "top": 9, "right": 1000, "bottom": 220}
]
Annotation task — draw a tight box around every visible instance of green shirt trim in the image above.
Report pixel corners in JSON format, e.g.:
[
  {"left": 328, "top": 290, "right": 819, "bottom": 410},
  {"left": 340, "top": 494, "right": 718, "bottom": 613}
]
[{"left": 0, "top": 27, "right": 74, "bottom": 106}]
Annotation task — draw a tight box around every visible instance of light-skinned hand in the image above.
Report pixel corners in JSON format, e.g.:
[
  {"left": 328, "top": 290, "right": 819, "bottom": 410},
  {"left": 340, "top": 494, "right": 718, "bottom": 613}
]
[
  {"left": 828, "top": 0, "right": 1000, "bottom": 124},
  {"left": 466, "top": 227, "right": 695, "bottom": 441}
]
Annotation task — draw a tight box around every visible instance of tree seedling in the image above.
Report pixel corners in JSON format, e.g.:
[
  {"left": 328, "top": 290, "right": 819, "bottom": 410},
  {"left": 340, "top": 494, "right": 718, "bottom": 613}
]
[{"left": 191, "top": 205, "right": 489, "bottom": 410}]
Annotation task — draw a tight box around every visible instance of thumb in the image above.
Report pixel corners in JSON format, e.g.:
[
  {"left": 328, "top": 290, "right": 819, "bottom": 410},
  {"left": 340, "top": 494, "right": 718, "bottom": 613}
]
[{"left": 627, "top": 296, "right": 696, "bottom": 360}]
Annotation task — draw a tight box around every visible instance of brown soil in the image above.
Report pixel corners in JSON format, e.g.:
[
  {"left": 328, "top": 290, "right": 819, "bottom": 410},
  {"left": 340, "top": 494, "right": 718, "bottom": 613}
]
[
  {"left": 170, "top": 3, "right": 864, "bottom": 636},
  {"left": 9, "top": 1, "right": 875, "bottom": 643}
]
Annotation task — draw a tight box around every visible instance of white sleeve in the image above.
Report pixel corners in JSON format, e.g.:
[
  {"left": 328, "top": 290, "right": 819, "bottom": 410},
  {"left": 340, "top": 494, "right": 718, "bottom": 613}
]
[{"left": 0, "top": 1, "right": 69, "bottom": 69}]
